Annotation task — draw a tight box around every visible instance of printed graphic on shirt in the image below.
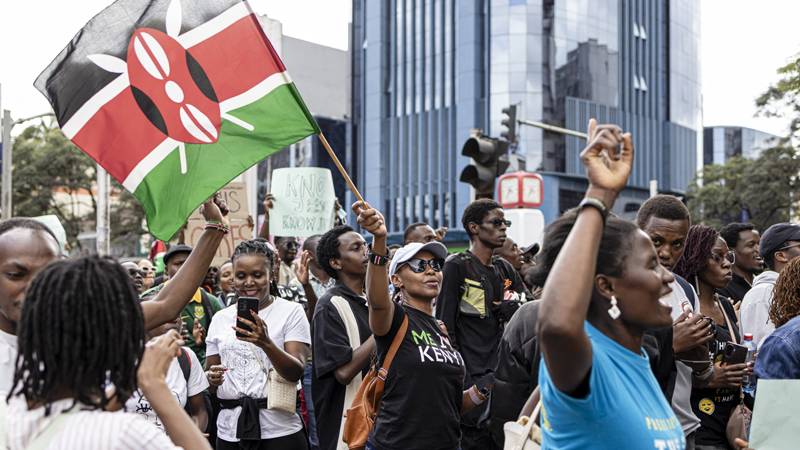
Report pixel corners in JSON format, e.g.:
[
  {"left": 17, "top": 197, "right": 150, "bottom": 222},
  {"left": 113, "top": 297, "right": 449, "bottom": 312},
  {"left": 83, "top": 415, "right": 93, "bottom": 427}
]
[
  {"left": 193, "top": 304, "right": 206, "bottom": 320},
  {"left": 220, "top": 340, "right": 262, "bottom": 383},
  {"left": 131, "top": 389, "right": 181, "bottom": 429},
  {"left": 698, "top": 398, "right": 715, "bottom": 415},
  {"left": 411, "top": 326, "right": 464, "bottom": 366}
]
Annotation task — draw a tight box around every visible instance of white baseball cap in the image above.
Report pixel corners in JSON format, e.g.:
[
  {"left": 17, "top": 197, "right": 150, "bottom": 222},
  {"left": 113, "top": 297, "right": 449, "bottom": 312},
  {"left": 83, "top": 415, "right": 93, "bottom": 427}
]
[{"left": 389, "top": 241, "right": 449, "bottom": 276}]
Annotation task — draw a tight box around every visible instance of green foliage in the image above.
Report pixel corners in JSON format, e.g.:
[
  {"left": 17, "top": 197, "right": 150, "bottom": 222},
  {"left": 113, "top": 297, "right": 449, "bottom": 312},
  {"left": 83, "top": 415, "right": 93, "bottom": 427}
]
[
  {"left": 687, "top": 146, "right": 800, "bottom": 231},
  {"left": 757, "top": 54, "right": 800, "bottom": 142},
  {"left": 10, "top": 123, "right": 146, "bottom": 252}
]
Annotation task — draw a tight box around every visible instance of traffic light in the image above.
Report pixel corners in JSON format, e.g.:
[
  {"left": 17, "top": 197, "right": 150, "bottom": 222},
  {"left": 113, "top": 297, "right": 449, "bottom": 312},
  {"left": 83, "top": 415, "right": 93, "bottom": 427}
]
[
  {"left": 500, "top": 104, "right": 517, "bottom": 144},
  {"left": 459, "top": 134, "right": 510, "bottom": 199}
]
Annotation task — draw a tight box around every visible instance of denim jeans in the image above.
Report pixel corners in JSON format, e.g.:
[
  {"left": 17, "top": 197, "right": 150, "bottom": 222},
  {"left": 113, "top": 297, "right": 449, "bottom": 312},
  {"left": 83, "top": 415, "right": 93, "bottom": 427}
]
[{"left": 303, "top": 362, "right": 319, "bottom": 449}]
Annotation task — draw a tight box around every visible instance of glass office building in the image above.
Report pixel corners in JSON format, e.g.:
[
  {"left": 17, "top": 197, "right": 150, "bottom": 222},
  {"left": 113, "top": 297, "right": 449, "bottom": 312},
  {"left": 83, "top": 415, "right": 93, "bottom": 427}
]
[
  {"left": 703, "top": 126, "right": 781, "bottom": 165},
  {"left": 351, "top": 0, "right": 701, "bottom": 236}
]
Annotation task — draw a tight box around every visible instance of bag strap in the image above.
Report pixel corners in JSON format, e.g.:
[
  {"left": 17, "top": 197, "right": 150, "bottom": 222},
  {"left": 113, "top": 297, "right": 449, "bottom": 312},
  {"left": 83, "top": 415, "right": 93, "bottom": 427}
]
[
  {"left": 715, "top": 295, "right": 739, "bottom": 345},
  {"left": 377, "top": 314, "right": 409, "bottom": 381},
  {"left": 330, "top": 296, "right": 364, "bottom": 450},
  {"left": 177, "top": 347, "right": 191, "bottom": 383}
]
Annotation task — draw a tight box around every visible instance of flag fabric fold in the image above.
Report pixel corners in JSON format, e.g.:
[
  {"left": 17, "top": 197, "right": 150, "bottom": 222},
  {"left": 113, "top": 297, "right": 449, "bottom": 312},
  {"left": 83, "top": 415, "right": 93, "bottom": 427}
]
[{"left": 35, "top": 0, "right": 320, "bottom": 239}]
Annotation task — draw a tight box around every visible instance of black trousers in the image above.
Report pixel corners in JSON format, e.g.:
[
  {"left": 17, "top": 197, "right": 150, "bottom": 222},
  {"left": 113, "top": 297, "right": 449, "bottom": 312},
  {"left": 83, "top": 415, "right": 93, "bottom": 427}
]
[{"left": 217, "top": 430, "right": 309, "bottom": 450}]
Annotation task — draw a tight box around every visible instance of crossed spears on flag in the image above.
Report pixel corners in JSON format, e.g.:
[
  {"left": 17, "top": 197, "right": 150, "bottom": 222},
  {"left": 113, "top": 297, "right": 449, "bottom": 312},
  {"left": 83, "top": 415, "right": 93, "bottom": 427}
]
[
  {"left": 36, "top": 0, "right": 364, "bottom": 240},
  {"left": 88, "top": 0, "right": 262, "bottom": 174}
]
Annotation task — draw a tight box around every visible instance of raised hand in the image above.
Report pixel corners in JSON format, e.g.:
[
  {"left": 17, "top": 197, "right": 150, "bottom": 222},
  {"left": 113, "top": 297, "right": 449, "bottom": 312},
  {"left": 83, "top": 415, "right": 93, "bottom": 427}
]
[
  {"left": 353, "top": 202, "right": 387, "bottom": 238},
  {"left": 192, "top": 320, "right": 206, "bottom": 347},
  {"left": 435, "top": 227, "right": 448, "bottom": 241},
  {"left": 200, "top": 192, "right": 229, "bottom": 227},
  {"left": 138, "top": 330, "right": 183, "bottom": 390},
  {"left": 263, "top": 193, "right": 275, "bottom": 218},
  {"left": 295, "top": 250, "right": 312, "bottom": 286},
  {"left": 580, "top": 118, "right": 634, "bottom": 195}
]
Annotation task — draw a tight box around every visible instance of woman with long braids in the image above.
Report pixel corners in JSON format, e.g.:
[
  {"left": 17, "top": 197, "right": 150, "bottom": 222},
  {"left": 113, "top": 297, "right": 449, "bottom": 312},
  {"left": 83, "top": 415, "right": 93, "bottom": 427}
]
[
  {"left": 205, "top": 239, "right": 311, "bottom": 450},
  {"left": 535, "top": 120, "right": 683, "bottom": 449},
  {"left": 674, "top": 224, "right": 749, "bottom": 449},
  {"left": 6, "top": 257, "right": 211, "bottom": 449}
]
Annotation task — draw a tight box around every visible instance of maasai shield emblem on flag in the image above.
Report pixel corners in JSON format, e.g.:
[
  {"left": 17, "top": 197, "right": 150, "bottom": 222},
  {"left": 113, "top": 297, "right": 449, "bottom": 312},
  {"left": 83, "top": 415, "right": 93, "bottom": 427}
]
[{"left": 35, "top": 0, "right": 320, "bottom": 239}]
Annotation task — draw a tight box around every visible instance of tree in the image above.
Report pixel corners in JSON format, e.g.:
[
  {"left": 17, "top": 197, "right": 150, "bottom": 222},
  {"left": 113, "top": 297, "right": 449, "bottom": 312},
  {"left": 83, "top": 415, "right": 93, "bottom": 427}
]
[
  {"left": 687, "top": 146, "right": 800, "bottom": 231},
  {"left": 10, "top": 123, "right": 147, "bottom": 252},
  {"left": 756, "top": 55, "right": 800, "bottom": 142}
]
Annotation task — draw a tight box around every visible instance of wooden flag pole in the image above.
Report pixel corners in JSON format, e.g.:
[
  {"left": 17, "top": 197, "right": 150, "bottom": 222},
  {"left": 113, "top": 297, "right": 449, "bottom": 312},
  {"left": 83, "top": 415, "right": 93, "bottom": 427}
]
[{"left": 318, "top": 132, "right": 365, "bottom": 204}]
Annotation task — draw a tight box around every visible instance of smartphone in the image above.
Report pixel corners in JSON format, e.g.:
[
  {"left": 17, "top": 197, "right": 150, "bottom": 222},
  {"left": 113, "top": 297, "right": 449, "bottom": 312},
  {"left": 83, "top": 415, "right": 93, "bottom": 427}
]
[
  {"left": 236, "top": 297, "right": 260, "bottom": 338},
  {"left": 723, "top": 342, "right": 748, "bottom": 365}
]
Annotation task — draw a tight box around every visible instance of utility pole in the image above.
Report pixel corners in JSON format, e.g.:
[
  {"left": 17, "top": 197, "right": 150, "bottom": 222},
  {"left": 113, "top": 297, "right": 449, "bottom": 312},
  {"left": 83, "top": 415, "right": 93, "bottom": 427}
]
[
  {"left": 96, "top": 165, "right": 110, "bottom": 255},
  {"left": 1, "top": 109, "right": 12, "bottom": 220}
]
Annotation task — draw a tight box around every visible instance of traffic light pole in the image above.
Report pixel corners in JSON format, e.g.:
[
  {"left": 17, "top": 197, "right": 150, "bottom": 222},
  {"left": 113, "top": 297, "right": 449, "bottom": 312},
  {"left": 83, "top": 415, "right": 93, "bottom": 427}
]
[{"left": 517, "top": 118, "right": 588, "bottom": 140}]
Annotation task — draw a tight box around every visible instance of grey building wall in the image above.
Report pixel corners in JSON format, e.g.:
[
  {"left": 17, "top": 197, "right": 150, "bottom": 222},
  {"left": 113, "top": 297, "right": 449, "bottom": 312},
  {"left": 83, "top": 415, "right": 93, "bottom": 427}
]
[
  {"left": 283, "top": 37, "right": 350, "bottom": 120},
  {"left": 703, "top": 126, "right": 782, "bottom": 166}
]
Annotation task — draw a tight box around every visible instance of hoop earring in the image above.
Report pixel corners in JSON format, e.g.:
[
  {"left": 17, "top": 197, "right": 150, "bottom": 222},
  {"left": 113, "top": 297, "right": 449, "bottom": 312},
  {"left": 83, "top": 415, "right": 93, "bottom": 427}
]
[{"left": 608, "top": 295, "right": 621, "bottom": 320}]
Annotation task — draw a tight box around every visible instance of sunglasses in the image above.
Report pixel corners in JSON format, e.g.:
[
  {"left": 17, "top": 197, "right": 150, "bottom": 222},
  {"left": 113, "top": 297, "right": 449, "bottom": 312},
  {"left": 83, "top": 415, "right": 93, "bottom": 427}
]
[
  {"left": 482, "top": 219, "right": 512, "bottom": 228},
  {"left": 780, "top": 242, "right": 800, "bottom": 251},
  {"left": 401, "top": 258, "right": 445, "bottom": 273},
  {"left": 710, "top": 251, "right": 735, "bottom": 265}
]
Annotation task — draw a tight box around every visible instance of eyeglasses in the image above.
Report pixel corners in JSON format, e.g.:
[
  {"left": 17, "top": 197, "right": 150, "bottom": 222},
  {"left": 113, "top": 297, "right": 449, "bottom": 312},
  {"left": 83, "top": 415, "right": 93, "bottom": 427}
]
[
  {"left": 401, "top": 258, "right": 445, "bottom": 273},
  {"left": 710, "top": 251, "right": 735, "bottom": 265},
  {"left": 482, "top": 219, "right": 512, "bottom": 228}
]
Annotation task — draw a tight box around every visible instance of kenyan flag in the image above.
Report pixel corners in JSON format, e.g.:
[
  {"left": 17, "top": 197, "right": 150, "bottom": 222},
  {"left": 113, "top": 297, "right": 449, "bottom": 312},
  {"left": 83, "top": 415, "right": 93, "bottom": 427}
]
[{"left": 35, "top": 0, "right": 319, "bottom": 239}]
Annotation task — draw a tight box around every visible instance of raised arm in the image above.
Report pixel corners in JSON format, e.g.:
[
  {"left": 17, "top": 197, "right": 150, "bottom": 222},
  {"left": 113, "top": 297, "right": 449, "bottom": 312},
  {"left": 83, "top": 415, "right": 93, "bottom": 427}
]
[
  {"left": 537, "top": 119, "right": 633, "bottom": 394},
  {"left": 257, "top": 193, "right": 274, "bottom": 240},
  {"left": 354, "top": 202, "right": 395, "bottom": 337},
  {"left": 141, "top": 196, "right": 229, "bottom": 331}
]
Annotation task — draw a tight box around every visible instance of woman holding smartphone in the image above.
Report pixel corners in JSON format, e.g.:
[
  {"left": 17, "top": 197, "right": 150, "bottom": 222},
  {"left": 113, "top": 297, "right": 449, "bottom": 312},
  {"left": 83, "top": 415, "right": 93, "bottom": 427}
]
[
  {"left": 674, "top": 225, "right": 749, "bottom": 449},
  {"left": 205, "top": 239, "right": 311, "bottom": 450}
]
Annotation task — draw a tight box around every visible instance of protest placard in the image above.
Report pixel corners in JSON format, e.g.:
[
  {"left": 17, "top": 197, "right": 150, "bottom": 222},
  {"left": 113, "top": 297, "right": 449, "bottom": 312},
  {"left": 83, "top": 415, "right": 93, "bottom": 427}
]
[
  {"left": 749, "top": 379, "right": 800, "bottom": 449},
  {"left": 269, "top": 168, "right": 336, "bottom": 237},
  {"left": 185, "top": 182, "right": 253, "bottom": 267}
]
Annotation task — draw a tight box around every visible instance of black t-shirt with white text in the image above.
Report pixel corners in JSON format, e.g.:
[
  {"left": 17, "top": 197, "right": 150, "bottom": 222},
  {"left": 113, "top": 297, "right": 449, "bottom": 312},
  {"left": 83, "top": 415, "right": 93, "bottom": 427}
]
[{"left": 369, "top": 305, "right": 465, "bottom": 450}]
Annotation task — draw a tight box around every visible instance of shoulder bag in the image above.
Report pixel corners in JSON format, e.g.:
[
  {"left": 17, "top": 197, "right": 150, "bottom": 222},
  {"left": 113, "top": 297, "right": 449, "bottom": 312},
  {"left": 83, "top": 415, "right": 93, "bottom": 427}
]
[
  {"left": 716, "top": 295, "right": 752, "bottom": 448},
  {"left": 342, "top": 315, "right": 408, "bottom": 450},
  {"left": 503, "top": 386, "right": 542, "bottom": 450},
  {"left": 331, "top": 296, "right": 366, "bottom": 450}
]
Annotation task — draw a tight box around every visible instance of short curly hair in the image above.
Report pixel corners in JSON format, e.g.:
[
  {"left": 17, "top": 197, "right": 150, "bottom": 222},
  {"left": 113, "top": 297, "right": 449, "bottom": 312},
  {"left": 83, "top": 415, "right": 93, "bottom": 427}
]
[
  {"left": 673, "top": 225, "right": 719, "bottom": 287},
  {"left": 317, "top": 225, "right": 355, "bottom": 279},
  {"left": 461, "top": 199, "right": 502, "bottom": 237},
  {"left": 770, "top": 257, "right": 800, "bottom": 327},
  {"left": 720, "top": 223, "right": 756, "bottom": 249},
  {"left": 635, "top": 195, "right": 691, "bottom": 229}
]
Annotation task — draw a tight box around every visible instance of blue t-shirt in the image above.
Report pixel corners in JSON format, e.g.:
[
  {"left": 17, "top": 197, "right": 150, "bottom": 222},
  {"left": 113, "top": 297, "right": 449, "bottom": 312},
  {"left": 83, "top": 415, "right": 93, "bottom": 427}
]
[{"left": 538, "top": 322, "right": 685, "bottom": 450}]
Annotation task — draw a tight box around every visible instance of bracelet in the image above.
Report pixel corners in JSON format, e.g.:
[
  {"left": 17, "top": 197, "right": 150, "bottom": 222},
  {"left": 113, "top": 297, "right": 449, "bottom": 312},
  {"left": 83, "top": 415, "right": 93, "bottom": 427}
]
[
  {"left": 578, "top": 197, "right": 608, "bottom": 222},
  {"left": 468, "top": 385, "right": 487, "bottom": 405},
  {"left": 204, "top": 221, "right": 230, "bottom": 234},
  {"left": 368, "top": 246, "right": 390, "bottom": 266}
]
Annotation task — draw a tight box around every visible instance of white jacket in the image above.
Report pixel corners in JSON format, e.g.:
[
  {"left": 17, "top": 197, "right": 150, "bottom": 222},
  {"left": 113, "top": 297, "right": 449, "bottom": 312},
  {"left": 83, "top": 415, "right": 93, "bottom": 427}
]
[{"left": 739, "top": 270, "right": 779, "bottom": 348}]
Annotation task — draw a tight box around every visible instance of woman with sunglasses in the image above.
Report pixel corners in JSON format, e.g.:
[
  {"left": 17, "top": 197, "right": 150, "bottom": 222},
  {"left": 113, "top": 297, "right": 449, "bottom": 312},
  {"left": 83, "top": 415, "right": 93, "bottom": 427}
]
[
  {"left": 354, "top": 202, "right": 483, "bottom": 450},
  {"left": 674, "top": 224, "right": 750, "bottom": 450}
]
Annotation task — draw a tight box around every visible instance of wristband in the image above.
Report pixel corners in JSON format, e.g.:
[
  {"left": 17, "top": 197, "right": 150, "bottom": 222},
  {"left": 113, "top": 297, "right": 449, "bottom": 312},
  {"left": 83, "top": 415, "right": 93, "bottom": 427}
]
[
  {"left": 368, "top": 246, "right": 389, "bottom": 266},
  {"left": 204, "top": 221, "right": 230, "bottom": 234},
  {"left": 468, "top": 385, "right": 487, "bottom": 405},
  {"left": 578, "top": 197, "right": 608, "bottom": 222}
]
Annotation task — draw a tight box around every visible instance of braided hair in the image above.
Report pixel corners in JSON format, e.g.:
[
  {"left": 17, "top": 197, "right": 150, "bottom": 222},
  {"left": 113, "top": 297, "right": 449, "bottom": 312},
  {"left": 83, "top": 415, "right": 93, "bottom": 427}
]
[
  {"left": 232, "top": 238, "right": 278, "bottom": 295},
  {"left": 673, "top": 225, "right": 719, "bottom": 288},
  {"left": 770, "top": 257, "right": 800, "bottom": 327},
  {"left": 11, "top": 256, "right": 144, "bottom": 412}
]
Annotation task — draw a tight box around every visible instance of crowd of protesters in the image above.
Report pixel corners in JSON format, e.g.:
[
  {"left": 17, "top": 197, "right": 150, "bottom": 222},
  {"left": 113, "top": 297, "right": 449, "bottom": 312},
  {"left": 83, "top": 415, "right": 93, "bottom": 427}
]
[{"left": 1, "top": 119, "right": 798, "bottom": 449}]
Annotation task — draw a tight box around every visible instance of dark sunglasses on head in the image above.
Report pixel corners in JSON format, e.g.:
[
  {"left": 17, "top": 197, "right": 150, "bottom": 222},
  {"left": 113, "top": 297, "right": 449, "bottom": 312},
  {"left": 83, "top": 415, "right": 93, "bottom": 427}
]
[
  {"left": 402, "top": 258, "right": 445, "bottom": 273},
  {"left": 710, "top": 251, "right": 735, "bottom": 265},
  {"left": 483, "top": 219, "right": 512, "bottom": 228}
]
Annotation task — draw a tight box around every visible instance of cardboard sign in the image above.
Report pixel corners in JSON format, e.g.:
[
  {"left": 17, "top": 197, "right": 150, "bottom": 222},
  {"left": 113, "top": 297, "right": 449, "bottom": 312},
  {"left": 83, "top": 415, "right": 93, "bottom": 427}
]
[
  {"left": 185, "top": 182, "right": 252, "bottom": 267},
  {"left": 269, "top": 168, "right": 336, "bottom": 237}
]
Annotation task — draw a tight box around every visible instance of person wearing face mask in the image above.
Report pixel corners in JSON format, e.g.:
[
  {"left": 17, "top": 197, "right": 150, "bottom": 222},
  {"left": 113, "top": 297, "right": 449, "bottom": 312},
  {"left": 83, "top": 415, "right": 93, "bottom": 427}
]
[
  {"left": 434, "top": 199, "right": 530, "bottom": 450},
  {"left": 718, "top": 223, "right": 763, "bottom": 305},
  {"left": 205, "top": 239, "right": 311, "bottom": 450},
  {"left": 674, "top": 225, "right": 750, "bottom": 450},
  {"left": 355, "top": 202, "right": 481, "bottom": 450}
]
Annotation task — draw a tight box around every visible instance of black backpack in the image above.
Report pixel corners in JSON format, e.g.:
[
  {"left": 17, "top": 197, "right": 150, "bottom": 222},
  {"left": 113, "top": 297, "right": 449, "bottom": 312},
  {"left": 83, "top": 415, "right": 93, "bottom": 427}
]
[{"left": 177, "top": 348, "right": 213, "bottom": 422}]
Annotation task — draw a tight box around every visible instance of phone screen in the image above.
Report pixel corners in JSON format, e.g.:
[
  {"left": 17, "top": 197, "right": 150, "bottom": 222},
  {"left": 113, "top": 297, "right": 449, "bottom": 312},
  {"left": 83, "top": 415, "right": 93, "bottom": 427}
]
[{"left": 236, "top": 296, "right": 260, "bottom": 338}]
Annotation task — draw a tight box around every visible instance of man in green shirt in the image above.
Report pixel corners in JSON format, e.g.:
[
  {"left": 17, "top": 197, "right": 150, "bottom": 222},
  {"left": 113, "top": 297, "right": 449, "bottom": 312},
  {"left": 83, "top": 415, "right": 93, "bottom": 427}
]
[{"left": 142, "top": 244, "right": 224, "bottom": 366}]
